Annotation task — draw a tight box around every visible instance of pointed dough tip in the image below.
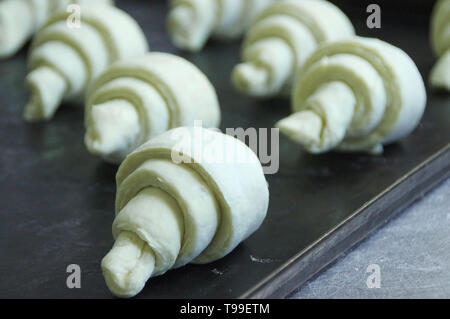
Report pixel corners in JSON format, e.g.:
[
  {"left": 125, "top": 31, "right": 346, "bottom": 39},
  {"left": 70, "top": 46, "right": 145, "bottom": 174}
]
[
  {"left": 85, "top": 100, "right": 140, "bottom": 157},
  {"left": 23, "top": 67, "right": 67, "bottom": 122},
  {"left": 101, "top": 231, "right": 155, "bottom": 298},
  {"left": 430, "top": 50, "right": 450, "bottom": 91},
  {"left": 168, "top": 6, "right": 205, "bottom": 52},
  {"left": 232, "top": 63, "right": 269, "bottom": 97},
  {"left": 276, "top": 111, "right": 323, "bottom": 147},
  {"left": 430, "top": 70, "right": 450, "bottom": 91}
]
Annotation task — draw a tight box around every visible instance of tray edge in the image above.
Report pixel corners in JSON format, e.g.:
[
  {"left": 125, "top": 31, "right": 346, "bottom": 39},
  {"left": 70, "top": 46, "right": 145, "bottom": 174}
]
[{"left": 240, "top": 144, "right": 450, "bottom": 299}]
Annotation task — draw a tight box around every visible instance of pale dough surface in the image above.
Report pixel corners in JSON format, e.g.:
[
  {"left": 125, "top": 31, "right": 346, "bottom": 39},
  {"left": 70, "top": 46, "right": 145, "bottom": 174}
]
[
  {"left": 430, "top": 0, "right": 450, "bottom": 91},
  {"left": 277, "top": 37, "right": 427, "bottom": 154},
  {"left": 167, "top": 0, "right": 274, "bottom": 52},
  {"left": 0, "top": 0, "right": 114, "bottom": 59},
  {"left": 102, "top": 127, "right": 269, "bottom": 298},
  {"left": 85, "top": 52, "right": 221, "bottom": 163},
  {"left": 23, "top": 4, "right": 148, "bottom": 122},
  {"left": 232, "top": 0, "right": 355, "bottom": 98}
]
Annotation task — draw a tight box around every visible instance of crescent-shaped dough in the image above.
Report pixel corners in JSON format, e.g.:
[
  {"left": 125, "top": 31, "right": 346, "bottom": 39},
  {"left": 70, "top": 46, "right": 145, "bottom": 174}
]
[
  {"left": 85, "top": 52, "right": 221, "bottom": 163},
  {"left": 276, "top": 37, "right": 427, "bottom": 154},
  {"left": 430, "top": 0, "right": 450, "bottom": 91},
  {"left": 167, "top": 0, "right": 274, "bottom": 52},
  {"left": 23, "top": 4, "right": 149, "bottom": 122},
  {"left": 0, "top": 0, "right": 114, "bottom": 59},
  {"left": 101, "top": 126, "right": 269, "bottom": 298},
  {"left": 232, "top": 0, "right": 355, "bottom": 98}
]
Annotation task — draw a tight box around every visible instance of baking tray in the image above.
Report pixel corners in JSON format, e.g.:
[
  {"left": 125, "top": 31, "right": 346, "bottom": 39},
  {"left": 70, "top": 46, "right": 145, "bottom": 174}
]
[{"left": 0, "top": 0, "right": 448, "bottom": 299}]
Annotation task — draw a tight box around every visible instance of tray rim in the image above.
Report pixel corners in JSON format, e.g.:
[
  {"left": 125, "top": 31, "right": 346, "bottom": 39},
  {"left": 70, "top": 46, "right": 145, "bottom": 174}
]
[{"left": 240, "top": 144, "right": 450, "bottom": 299}]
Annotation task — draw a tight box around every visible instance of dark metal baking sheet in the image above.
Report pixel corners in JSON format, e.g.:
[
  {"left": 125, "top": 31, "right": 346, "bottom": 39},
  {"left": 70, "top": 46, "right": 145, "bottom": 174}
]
[{"left": 0, "top": 0, "right": 448, "bottom": 299}]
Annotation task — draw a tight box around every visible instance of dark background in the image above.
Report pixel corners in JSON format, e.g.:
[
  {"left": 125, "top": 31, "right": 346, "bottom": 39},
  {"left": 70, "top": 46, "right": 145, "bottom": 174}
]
[{"left": 0, "top": 0, "right": 448, "bottom": 299}]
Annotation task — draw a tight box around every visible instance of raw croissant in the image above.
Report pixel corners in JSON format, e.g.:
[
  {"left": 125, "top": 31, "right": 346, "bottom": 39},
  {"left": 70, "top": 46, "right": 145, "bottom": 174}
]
[
  {"left": 276, "top": 37, "right": 427, "bottom": 154},
  {"left": 232, "top": 0, "right": 355, "bottom": 98},
  {"left": 101, "top": 126, "right": 269, "bottom": 298},
  {"left": 430, "top": 0, "right": 450, "bottom": 91},
  {"left": 167, "top": 0, "right": 274, "bottom": 52},
  {"left": 0, "top": 0, "right": 114, "bottom": 59},
  {"left": 23, "top": 4, "right": 149, "bottom": 122},
  {"left": 85, "top": 52, "right": 221, "bottom": 164}
]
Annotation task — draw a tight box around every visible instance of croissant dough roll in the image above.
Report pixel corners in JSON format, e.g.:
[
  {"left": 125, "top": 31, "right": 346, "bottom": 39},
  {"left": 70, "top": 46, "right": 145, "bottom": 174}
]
[
  {"left": 0, "top": 0, "right": 114, "bottom": 59},
  {"left": 101, "top": 127, "right": 269, "bottom": 298},
  {"left": 23, "top": 4, "right": 149, "bottom": 122},
  {"left": 85, "top": 52, "right": 221, "bottom": 163},
  {"left": 276, "top": 37, "right": 427, "bottom": 154},
  {"left": 430, "top": 0, "right": 450, "bottom": 91},
  {"left": 167, "top": 0, "right": 274, "bottom": 52},
  {"left": 232, "top": 0, "right": 355, "bottom": 98}
]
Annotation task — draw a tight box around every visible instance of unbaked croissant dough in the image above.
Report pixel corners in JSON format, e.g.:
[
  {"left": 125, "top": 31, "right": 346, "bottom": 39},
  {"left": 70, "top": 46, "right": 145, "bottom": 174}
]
[
  {"left": 101, "top": 126, "right": 269, "bottom": 298},
  {"left": 85, "top": 52, "right": 221, "bottom": 163},
  {"left": 167, "top": 0, "right": 274, "bottom": 52},
  {"left": 0, "top": 0, "right": 114, "bottom": 59},
  {"left": 23, "top": 4, "right": 149, "bottom": 122},
  {"left": 430, "top": 0, "right": 450, "bottom": 91},
  {"left": 276, "top": 37, "right": 427, "bottom": 154},
  {"left": 232, "top": 0, "right": 355, "bottom": 98}
]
